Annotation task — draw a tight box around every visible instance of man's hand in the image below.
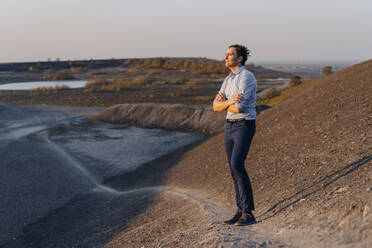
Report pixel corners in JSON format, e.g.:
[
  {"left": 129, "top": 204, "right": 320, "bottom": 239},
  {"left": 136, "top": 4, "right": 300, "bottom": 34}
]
[
  {"left": 227, "top": 104, "right": 241, "bottom": 113},
  {"left": 227, "top": 93, "right": 243, "bottom": 113},
  {"left": 213, "top": 92, "right": 243, "bottom": 112},
  {"left": 215, "top": 92, "right": 242, "bottom": 104},
  {"left": 227, "top": 93, "right": 243, "bottom": 105},
  {"left": 215, "top": 92, "right": 227, "bottom": 102}
]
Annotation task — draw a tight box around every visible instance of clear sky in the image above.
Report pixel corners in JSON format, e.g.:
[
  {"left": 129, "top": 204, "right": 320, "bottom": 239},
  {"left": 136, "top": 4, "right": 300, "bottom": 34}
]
[{"left": 1, "top": 0, "right": 371, "bottom": 63}]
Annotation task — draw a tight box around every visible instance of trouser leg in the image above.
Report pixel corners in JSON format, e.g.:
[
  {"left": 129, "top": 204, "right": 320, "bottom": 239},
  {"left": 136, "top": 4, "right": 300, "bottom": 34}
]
[
  {"left": 224, "top": 129, "right": 242, "bottom": 211},
  {"left": 225, "top": 121, "right": 255, "bottom": 212}
]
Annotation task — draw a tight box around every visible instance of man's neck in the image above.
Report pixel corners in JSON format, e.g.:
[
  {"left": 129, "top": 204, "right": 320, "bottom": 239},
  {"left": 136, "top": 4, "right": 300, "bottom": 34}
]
[{"left": 229, "top": 65, "right": 242, "bottom": 73}]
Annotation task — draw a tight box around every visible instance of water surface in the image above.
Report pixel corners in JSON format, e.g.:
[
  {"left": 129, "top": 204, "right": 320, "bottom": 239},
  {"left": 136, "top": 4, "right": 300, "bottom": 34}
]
[
  {"left": 0, "top": 104, "right": 202, "bottom": 244},
  {"left": 0, "top": 80, "right": 87, "bottom": 90}
]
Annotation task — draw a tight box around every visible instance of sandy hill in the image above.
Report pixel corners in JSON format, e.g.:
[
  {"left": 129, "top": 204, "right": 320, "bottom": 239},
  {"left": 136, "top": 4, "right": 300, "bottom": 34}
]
[
  {"left": 159, "top": 59, "right": 372, "bottom": 246},
  {"left": 101, "top": 60, "right": 371, "bottom": 247}
]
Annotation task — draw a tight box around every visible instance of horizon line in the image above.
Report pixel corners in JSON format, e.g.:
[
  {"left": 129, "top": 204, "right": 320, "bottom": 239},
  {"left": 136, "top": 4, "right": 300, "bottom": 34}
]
[{"left": 0, "top": 57, "right": 366, "bottom": 65}]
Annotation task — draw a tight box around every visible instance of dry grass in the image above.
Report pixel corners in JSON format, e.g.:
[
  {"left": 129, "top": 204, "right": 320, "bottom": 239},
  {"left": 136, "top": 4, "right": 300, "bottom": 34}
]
[
  {"left": 84, "top": 74, "right": 161, "bottom": 93},
  {"left": 70, "top": 67, "right": 85, "bottom": 73},
  {"left": 131, "top": 74, "right": 158, "bottom": 85},
  {"left": 125, "top": 58, "right": 229, "bottom": 75},
  {"left": 170, "top": 75, "right": 190, "bottom": 84},
  {"left": 87, "top": 70, "right": 110, "bottom": 76},
  {"left": 43, "top": 71, "right": 75, "bottom": 80},
  {"left": 258, "top": 85, "right": 300, "bottom": 106},
  {"left": 260, "top": 87, "right": 281, "bottom": 100},
  {"left": 29, "top": 84, "right": 70, "bottom": 95},
  {"left": 84, "top": 77, "right": 112, "bottom": 92},
  {"left": 289, "top": 75, "right": 302, "bottom": 86},
  {"left": 193, "top": 95, "right": 216, "bottom": 102},
  {"left": 182, "top": 79, "right": 212, "bottom": 90}
]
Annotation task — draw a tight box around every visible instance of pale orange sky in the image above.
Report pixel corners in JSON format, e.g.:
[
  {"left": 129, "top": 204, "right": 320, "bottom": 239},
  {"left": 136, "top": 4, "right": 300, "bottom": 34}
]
[{"left": 1, "top": 0, "right": 371, "bottom": 63}]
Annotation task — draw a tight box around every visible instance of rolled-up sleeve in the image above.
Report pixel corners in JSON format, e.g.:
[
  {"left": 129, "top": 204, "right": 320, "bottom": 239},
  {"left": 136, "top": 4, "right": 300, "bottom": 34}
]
[
  {"left": 219, "top": 78, "right": 227, "bottom": 96},
  {"left": 235, "top": 72, "right": 257, "bottom": 111}
]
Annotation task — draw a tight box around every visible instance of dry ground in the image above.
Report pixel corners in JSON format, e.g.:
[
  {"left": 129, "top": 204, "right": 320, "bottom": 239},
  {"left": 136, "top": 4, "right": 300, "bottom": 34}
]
[
  {"left": 1, "top": 60, "right": 370, "bottom": 247},
  {"left": 102, "top": 60, "right": 372, "bottom": 247}
]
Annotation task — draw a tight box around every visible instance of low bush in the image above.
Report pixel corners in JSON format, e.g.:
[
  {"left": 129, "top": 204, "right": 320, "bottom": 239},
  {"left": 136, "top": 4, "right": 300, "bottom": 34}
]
[
  {"left": 258, "top": 85, "right": 299, "bottom": 106},
  {"left": 289, "top": 75, "right": 302, "bottom": 86},
  {"left": 170, "top": 75, "right": 190, "bottom": 84},
  {"left": 260, "top": 87, "right": 280, "bottom": 100},
  {"left": 85, "top": 77, "right": 139, "bottom": 92},
  {"left": 87, "top": 70, "right": 109, "bottom": 76},
  {"left": 322, "top": 66, "right": 333, "bottom": 76},
  {"left": 132, "top": 74, "right": 158, "bottom": 85},
  {"left": 44, "top": 71, "right": 75, "bottom": 80},
  {"left": 29, "top": 84, "right": 70, "bottom": 95},
  {"left": 70, "top": 67, "right": 85, "bottom": 73},
  {"left": 84, "top": 77, "right": 111, "bottom": 92},
  {"left": 100, "top": 83, "right": 130, "bottom": 92}
]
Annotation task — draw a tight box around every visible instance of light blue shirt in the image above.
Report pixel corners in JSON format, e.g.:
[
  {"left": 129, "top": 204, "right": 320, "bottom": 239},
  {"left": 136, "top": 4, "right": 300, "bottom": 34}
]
[{"left": 219, "top": 66, "right": 257, "bottom": 120}]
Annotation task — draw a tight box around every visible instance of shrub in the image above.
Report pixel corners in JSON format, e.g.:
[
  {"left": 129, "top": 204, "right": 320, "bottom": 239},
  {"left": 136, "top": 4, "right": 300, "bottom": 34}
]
[
  {"left": 171, "top": 75, "right": 190, "bottom": 84},
  {"left": 194, "top": 95, "right": 216, "bottom": 102},
  {"left": 132, "top": 74, "right": 158, "bottom": 85},
  {"left": 70, "top": 67, "right": 85, "bottom": 73},
  {"left": 187, "top": 79, "right": 209, "bottom": 85},
  {"left": 84, "top": 77, "right": 139, "bottom": 92},
  {"left": 87, "top": 70, "right": 108, "bottom": 76},
  {"left": 29, "top": 84, "right": 70, "bottom": 95},
  {"left": 322, "top": 66, "right": 333, "bottom": 76},
  {"left": 28, "top": 63, "right": 43, "bottom": 72},
  {"left": 44, "top": 71, "right": 75, "bottom": 80},
  {"left": 84, "top": 77, "right": 111, "bottom": 92},
  {"left": 100, "top": 83, "right": 130, "bottom": 92},
  {"left": 289, "top": 75, "right": 302, "bottom": 86},
  {"left": 43, "top": 69, "right": 55, "bottom": 75},
  {"left": 55, "top": 84, "right": 70, "bottom": 90},
  {"left": 260, "top": 87, "right": 280, "bottom": 100},
  {"left": 169, "top": 90, "right": 183, "bottom": 98}
]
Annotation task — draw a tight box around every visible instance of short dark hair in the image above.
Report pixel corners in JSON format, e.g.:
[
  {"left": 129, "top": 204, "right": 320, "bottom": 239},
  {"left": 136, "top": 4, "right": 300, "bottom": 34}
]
[{"left": 229, "top": 44, "right": 251, "bottom": 65}]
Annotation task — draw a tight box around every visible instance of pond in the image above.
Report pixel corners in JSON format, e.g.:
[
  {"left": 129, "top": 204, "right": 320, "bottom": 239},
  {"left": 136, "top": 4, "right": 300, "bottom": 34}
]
[{"left": 0, "top": 80, "right": 87, "bottom": 90}]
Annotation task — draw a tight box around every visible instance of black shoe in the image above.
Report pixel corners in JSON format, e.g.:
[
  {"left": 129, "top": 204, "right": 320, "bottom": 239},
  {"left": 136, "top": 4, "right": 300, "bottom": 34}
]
[
  {"left": 222, "top": 210, "right": 242, "bottom": 225},
  {"left": 234, "top": 212, "right": 257, "bottom": 226}
]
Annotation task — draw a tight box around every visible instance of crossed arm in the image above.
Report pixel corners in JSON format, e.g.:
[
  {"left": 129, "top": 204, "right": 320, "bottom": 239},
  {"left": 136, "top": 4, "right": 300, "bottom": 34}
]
[{"left": 213, "top": 92, "right": 243, "bottom": 113}]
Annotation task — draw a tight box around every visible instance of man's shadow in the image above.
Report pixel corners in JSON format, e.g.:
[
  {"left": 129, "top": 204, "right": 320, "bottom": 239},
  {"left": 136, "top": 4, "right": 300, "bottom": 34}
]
[
  {"left": 257, "top": 154, "right": 371, "bottom": 221},
  {"left": 256, "top": 104, "right": 271, "bottom": 115}
]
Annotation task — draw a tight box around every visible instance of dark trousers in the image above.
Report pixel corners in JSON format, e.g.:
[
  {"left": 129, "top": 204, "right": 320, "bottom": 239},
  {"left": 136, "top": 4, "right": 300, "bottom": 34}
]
[{"left": 224, "top": 119, "right": 256, "bottom": 213}]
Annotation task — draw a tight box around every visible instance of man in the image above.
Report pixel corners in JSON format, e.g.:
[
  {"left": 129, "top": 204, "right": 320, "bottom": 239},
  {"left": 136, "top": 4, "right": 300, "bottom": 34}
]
[{"left": 213, "top": 44, "right": 257, "bottom": 226}]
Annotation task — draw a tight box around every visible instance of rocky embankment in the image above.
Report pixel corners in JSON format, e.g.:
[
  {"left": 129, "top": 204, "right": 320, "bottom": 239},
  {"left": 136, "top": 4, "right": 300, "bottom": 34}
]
[{"left": 90, "top": 103, "right": 227, "bottom": 136}]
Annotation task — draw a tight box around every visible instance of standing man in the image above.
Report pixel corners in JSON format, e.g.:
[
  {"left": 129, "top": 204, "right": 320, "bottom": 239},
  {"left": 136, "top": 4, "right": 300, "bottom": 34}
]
[{"left": 213, "top": 44, "right": 257, "bottom": 226}]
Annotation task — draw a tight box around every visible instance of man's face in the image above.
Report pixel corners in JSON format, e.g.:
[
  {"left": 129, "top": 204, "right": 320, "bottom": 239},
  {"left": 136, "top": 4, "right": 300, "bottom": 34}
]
[{"left": 225, "top": 47, "right": 242, "bottom": 68}]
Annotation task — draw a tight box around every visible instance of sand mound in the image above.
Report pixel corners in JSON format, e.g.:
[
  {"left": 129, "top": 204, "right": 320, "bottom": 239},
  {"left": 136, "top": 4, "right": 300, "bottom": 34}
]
[
  {"left": 90, "top": 103, "right": 226, "bottom": 135},
  {"left": 160, "top": 59, "right": 372, "bottom": 247},
  {"left": 90, "top": 60, "right": 371, "bottom": 247}
]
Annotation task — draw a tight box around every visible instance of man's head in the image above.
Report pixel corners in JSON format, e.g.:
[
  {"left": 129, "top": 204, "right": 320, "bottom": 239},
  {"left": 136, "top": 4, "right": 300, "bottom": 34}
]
[{"left": 225, "top": 44, "right": 250, "bottom": 69}]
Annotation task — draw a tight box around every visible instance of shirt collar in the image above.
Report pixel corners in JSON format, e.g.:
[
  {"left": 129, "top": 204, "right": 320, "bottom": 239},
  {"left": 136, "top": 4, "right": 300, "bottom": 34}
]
[
  {"left": 233, "top": 66, "right": 245, "bottom": 75},
  {"left": 229, "top": 66, "right": 245, "bottom": 78}
]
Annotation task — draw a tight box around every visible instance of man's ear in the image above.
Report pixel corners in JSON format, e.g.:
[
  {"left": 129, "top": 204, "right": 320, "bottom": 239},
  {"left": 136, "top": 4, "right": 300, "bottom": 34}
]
[{"left": 238, "top": 56, "right": 243, "bottom": 64}]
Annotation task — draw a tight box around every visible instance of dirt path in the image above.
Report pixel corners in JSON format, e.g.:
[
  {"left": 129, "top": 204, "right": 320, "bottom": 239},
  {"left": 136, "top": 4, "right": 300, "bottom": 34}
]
[{"left": 103, "top": 186, "right": 286, "bottom": 248}]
